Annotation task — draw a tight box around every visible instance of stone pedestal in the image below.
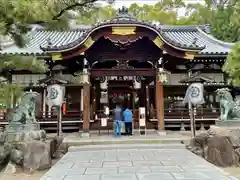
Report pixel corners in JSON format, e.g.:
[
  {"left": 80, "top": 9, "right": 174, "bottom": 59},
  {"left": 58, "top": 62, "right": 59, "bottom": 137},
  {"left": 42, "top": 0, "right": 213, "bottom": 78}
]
[
  {"left": 81, "top": 132, "right": 90, "bottom": 138},
  {"left": 216, "top": 120, "right": 240, "bottom": 128},
  {"left": 157, "top": 130, "right": 167, "bottom": 136},
  {"left": 4, "top": 123, "right": 45, "bottom": 143},
  {"left": 5, "top": 123, "right": 40, "bottom": 133}
]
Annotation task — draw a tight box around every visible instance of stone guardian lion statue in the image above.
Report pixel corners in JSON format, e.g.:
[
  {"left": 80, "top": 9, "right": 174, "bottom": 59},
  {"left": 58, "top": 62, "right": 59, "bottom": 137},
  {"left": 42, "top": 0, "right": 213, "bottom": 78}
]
[
  {"left": 8, "top": 91, "right": 39, "bottom": 124},
  {"left": 216, "top": 88, "right": 240, "bottom": 121}
]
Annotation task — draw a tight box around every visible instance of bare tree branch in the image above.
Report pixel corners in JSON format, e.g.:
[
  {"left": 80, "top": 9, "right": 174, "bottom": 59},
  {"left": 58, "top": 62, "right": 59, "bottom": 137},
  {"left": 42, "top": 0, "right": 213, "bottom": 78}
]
[{"left": 52, "top": 0, "right": 98, "bottom": 20}]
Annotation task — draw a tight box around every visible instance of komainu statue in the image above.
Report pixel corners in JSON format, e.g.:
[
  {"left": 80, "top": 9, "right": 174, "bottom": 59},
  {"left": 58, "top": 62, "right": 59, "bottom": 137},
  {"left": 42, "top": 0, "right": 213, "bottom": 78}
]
[
  {"left": 216, "top": 88, "right": 240, "bottom": 121},
  {"left": 8, "top": 91, "right": 39, "bottom": 125}
]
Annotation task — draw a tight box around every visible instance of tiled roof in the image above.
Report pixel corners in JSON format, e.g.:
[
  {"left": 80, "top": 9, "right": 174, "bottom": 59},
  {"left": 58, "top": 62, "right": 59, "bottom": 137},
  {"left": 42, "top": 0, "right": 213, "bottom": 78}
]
[
  {"left": 160, "top": 25, "right": 233, "bottom": 55},
  {"left": 0, "top": 29, "right": 86, "bottom": 55},
  {"left": 0, "top": 6, "right": 233, "bottom": 56}
]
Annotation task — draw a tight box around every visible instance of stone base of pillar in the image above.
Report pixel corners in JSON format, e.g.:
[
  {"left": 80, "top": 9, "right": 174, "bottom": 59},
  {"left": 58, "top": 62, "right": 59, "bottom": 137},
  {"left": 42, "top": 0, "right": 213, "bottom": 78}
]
[
  {"left": 81, "top": 132, "right": 90, "bottom": 137},
  {"left": 157, "top": 130, "right": 167, "bottom": 136}
]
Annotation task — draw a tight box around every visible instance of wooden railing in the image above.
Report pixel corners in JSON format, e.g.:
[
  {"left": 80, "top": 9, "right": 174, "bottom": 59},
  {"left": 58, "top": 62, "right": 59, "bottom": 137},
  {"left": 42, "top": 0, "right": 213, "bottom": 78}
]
[
  {"left": 0, "top": 108, "right": 219, "bottom": 131},
  {"left": 148, "top": 108, "right": 219, "bottom": 130}
]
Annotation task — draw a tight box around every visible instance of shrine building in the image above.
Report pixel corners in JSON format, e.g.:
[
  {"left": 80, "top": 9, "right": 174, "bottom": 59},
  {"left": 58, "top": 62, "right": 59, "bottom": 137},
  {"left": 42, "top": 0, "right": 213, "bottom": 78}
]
[{"left": 0, "top": 7, "right": 234, "bottom": 134}]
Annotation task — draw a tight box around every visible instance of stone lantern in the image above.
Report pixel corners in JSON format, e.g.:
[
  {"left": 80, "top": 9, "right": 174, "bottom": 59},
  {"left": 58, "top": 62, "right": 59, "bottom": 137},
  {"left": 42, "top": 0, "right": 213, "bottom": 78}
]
[{"left": 38, "top": 65, "right": 71, "bottom": 137}]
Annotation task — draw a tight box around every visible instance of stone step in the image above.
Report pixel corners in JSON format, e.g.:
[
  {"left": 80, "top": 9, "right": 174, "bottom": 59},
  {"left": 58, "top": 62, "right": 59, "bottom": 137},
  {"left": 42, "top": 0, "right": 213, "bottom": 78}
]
[
  {"left": 61, "top": 137, "right": 189, "bottom": 152},
  {"left": 68, "top": 143, "right": 185, "bottom": 152}
]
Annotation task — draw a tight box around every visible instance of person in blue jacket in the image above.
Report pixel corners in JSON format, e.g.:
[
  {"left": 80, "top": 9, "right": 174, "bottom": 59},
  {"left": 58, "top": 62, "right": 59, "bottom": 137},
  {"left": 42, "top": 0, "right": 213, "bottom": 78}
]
[{"left": 123, "top": 107, "right": 133, "bottom": 136}]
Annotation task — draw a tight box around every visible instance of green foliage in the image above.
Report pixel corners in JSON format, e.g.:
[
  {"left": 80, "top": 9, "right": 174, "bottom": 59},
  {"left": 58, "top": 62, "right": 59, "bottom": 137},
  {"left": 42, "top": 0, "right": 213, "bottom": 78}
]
[
  {"left": 0, "top": 82, "right": 23, "bottom": 108},
  {"left": 0, "top": 55, "right": 49, "bottom": 108},
  {"left": 0, "top": 0, "right": 101, "bottom": 46},
  {"left": 0, "top": 55, "right": 49, "bottom": 74},
  {"left": 222, "top": 43, "right": 240, "bottom": 85},
  {"left": 221, "top": 2, "right": 240, "bottom": 84},
  {"left": 76, "top": 0, "right": 240, "bottom": 43},
  {"left": 77, "top": 5, "right": 116, "bottom": 24}
]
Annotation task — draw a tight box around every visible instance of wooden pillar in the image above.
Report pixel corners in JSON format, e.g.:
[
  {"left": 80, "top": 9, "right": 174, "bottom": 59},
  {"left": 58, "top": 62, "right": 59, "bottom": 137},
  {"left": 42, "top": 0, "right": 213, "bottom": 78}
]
[
  {"left": 82, "top": 84, "right": 90, "bottom": 134},
  {"left": 146, "top": 85, "right": 150, "bottom": 117},
  {"left": 92, "top": 86, "right": 96, "bottom": 120},
  {"left": 132, "top": 91, "right": 137, "bottom": 128},
  {"left": 42, "top": 88, "right": 46, "bottom": 118},
  {"left": 80, "top": 88, "right": 83, "bottom": 111},
  {"left": 155, "top": 77, "right": 165, "bottom": 131}
]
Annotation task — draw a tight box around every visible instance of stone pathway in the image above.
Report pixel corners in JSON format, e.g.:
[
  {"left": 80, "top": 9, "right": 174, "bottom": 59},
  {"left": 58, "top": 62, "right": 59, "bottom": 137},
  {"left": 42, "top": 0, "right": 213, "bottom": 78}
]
[{"left": 41, "top": 144, "right": 239, "bottom": 180}]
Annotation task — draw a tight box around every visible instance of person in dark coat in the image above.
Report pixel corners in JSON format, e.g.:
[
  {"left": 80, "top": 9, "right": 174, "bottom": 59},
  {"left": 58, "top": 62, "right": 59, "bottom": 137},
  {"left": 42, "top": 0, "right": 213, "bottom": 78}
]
[
  {"left": 123, "top": 107, "right": 133, "bottom": 135},
  {"left": 113, "top": 102, "right": 123, "bottom": 136}
]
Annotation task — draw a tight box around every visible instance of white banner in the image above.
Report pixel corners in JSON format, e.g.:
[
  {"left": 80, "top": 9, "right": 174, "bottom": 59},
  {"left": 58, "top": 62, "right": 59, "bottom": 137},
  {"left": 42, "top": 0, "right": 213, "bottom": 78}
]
[
  {"left": 46, "top": 84, "right": 65, "bottom": 107},
  {"left": 139, "top": 107, "right": 146, "bottom": 126},
  {"left": 183, "top": 83, "right": 204, "bottom": 105},
  {"left": 101, "top": 118, "right": 107, "bottom": 127}
]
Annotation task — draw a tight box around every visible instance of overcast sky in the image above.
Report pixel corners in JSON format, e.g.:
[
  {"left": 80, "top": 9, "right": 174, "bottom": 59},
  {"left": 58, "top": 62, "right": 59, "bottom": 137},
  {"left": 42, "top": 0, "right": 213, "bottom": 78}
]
[
  {"left": 100, "top": 0, "right": 205, "bottom": 7},
  {"left": 110, "top": 0, "right": 205, "bottom": 8},
  {"left": 99, "top": 0, "right": 205, "bottom": 16}
]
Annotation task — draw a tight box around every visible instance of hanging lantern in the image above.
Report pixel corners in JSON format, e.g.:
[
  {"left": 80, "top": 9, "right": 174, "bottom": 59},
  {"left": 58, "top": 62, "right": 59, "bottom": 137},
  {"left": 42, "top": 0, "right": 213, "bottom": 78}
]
[
  {"left": 46, "top": 84, "right": 65, "bottom": 108},
  {"left": 157, "top": 68, "right": 169, "bottom": 83},
  {"left": 79, "top": 68, "right": 90, "bottom": 84},
  {"left": 100, "top": 76, "right": 108, "bottom": 89},
  {"left": 62, "top": 103, "right": 66, "bottom": 115},
  {"left": 134, "top": 76, "right": 141, "bottom": 89}
]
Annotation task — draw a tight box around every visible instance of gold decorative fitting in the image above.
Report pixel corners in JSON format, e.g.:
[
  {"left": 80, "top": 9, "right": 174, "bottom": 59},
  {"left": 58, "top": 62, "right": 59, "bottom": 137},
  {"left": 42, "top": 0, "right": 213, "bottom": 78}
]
[
  {"left": 84, "top": 37, "right": 94, "bottom": 48},
  {"left": 112, "top": 27, "right": 136, "bottom": 35},
  {"left": 184, "top": 53, "right": 195, "bottom": 60},
  {"left": 80, "top": 51, "right": 85, "bottom": 55},
  {"left": 51, "top": 53, "right": 63, "bottom": 61},
  {"left": 153, "top": 37, "right": 163, "bottom": 49}
]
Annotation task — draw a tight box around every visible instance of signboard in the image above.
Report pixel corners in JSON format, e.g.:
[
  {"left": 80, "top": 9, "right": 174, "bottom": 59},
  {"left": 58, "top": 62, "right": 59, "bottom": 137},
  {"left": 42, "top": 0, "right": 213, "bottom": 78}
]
[
  {"left": 104, "top": 106, "right": 109, "bottom": 115},
  {"left": 100, "top": 91, "right": 108, "bottom": 104},
  {"left": 101, "top": 118, "right": 107, "bottom": 127},
  {"left": 139, "top": 107, "right": 146, "bottom": 127}
]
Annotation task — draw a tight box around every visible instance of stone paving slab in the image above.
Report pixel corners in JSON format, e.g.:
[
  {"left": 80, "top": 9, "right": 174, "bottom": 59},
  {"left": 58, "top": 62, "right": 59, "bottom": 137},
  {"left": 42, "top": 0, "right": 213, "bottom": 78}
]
[{"left": 41, "top": 145, "right": 239, "bottom": 180}]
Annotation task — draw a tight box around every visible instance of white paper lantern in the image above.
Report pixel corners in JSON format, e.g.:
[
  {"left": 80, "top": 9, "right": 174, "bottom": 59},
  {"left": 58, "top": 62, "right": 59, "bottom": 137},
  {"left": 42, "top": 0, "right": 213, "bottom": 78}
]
[
  {"left": 134, "top": 76, "right": 141, "bottom": 89},
  {"left": 100, "top": 76, "right": 108, "bottom": 89},
  {"left": 46, "top": 84, "right": 65, "bottom": 108}
]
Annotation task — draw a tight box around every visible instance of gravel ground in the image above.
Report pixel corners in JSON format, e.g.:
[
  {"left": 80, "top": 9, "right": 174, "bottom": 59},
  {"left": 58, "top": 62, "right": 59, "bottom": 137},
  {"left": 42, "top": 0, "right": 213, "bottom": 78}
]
[
  {"left": 0, "top": 159, "right": 60, "bottom": 180},
  {"left": 223, "top": 167, "right": 240, "bottom": 179}
]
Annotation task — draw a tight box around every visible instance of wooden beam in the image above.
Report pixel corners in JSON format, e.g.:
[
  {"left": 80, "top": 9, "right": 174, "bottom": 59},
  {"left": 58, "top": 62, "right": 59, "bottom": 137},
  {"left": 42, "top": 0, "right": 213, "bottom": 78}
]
[{"left": 90, "top": 68, "right": 156, "bottom": 77}]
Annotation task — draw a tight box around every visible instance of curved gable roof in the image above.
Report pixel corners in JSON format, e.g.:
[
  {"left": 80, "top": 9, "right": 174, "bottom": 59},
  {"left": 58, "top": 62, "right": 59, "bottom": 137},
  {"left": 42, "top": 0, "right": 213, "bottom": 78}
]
[
  {"left": 0, "top": 7, "right": 234, "bottom": 57},
  {"left": 40, "top": 7, "right": 205, "bottom": 52}
]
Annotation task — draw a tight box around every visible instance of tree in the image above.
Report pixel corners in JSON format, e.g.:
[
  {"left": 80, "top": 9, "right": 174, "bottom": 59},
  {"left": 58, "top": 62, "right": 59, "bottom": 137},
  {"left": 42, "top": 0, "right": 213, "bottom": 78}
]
[
  {"left": 77, "top": 1, "right": 186, "bottom": 25},
  {"left": 0, "top": 0, "right": 115, "bottom": 107},
  {"left": 77, "top": 5, "right": 116, "bottom": 24},
  {"left": 0, "top": 55, "right": 49, "bottom": 108},
  {"left": 222, "top": 43, "right": 240, "bottom": 85},
  {"left": 185, "top": 0, "right": 240, "bottom": 42},
  {"left": 0, "top": 0, "right": 114, "bottom": 46},
  {"left": 0, "top": 82, "right": 23, "bottom": 109}
]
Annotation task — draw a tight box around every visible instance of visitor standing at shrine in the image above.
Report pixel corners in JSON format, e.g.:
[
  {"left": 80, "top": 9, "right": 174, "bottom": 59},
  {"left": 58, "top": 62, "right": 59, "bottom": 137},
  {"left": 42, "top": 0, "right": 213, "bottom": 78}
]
[
  {"left": 123, "top": 107, "right": 133, "bottom": 135},
  {"left": 113, "top": 102, "right": 123, "bottom": 136}
]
